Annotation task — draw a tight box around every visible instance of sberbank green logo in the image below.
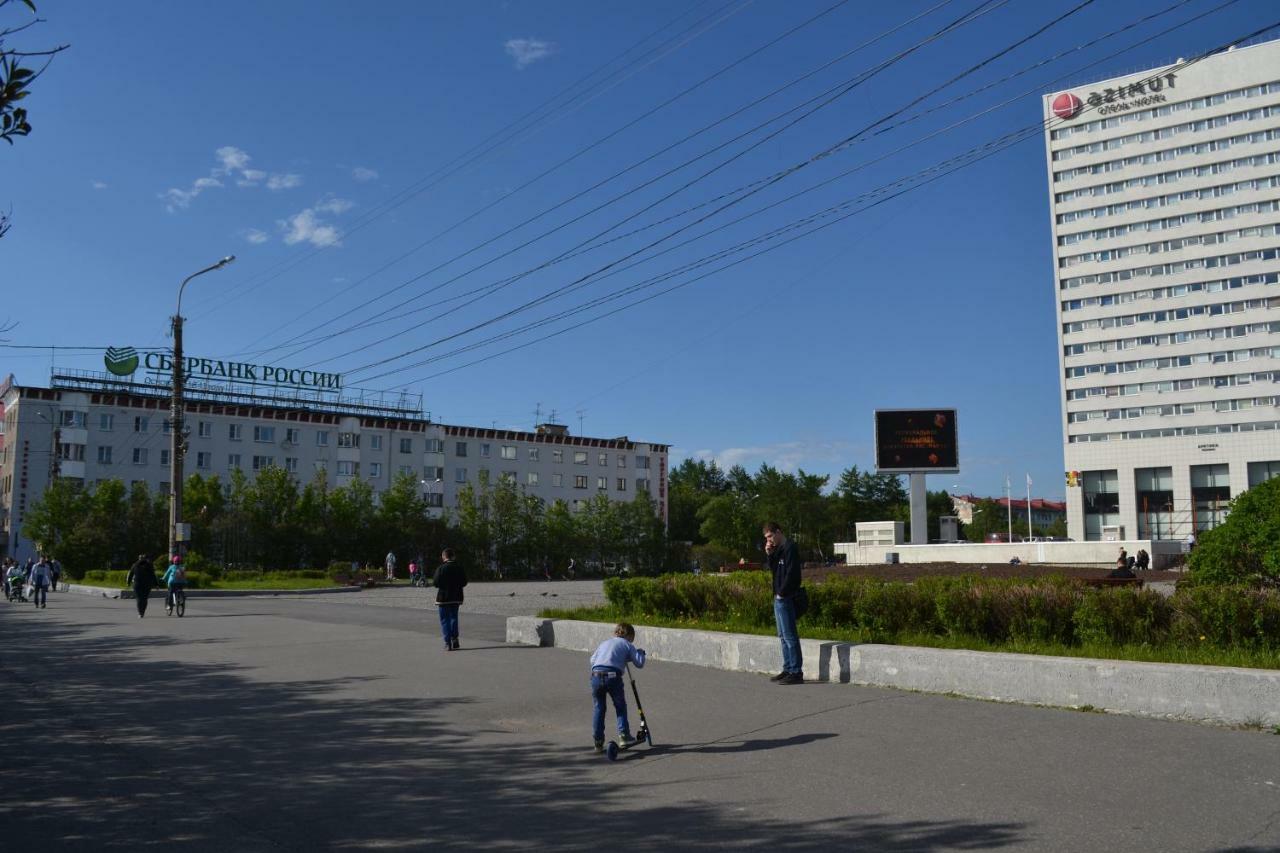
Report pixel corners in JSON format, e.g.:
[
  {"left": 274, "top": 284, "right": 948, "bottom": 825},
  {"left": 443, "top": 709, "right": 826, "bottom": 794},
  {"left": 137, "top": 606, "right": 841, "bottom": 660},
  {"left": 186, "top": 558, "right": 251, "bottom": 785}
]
[{"left": 104, "top": 347, "right": 139, "bottom": 376}]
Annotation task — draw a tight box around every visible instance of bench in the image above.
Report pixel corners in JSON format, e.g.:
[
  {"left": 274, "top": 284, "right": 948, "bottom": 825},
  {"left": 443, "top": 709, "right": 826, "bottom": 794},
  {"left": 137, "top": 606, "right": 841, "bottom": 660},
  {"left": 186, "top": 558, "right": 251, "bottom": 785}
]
[
  {"left": 1080, "top": 577, "right": 1144, "bottom": 589},
  {"left": 332, "top": 573, "right": 377, "bottom": 588},
  {"left": 718, "top": 562, "right": 763, "bottom": 573}
]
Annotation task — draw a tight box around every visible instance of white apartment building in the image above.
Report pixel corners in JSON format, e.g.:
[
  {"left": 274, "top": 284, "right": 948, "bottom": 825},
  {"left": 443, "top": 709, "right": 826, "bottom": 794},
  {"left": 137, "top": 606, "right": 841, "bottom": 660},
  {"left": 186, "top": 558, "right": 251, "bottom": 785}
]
[
  {"left": 0, "top": 370, "right": 669, "bottom": 562},
  {"left": 1044, "top": 38, "right": 1280, "bottom": 542}
]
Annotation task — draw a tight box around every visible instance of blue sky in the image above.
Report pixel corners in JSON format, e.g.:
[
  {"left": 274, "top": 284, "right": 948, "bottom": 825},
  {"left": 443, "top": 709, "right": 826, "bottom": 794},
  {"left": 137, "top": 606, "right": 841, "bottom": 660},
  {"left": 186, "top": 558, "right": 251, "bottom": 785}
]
[{"left": 2, "top": 0, "right": 1277, "bottom": 501}]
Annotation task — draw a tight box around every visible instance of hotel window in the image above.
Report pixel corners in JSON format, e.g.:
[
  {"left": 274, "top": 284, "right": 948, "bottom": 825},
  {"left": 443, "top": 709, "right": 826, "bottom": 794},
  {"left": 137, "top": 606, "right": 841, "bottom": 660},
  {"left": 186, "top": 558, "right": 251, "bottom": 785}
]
[
  {"left": 574, "top": 451, "right": 588, "bottom": 465},
  {"left": 134, "top": 416, "right": 149, "bottom": 433},
  {"left": 370, "top": 435, "right": 382, "bottom": 451},
  {"left": 426, "top": 438, "right": 444, "bottom": 453},
  {"left": 617, "top": 455, "right": 626, "bottom": 468},
  {"left": 575, "top": 475, "right": 588, "bottom": 489},
  {"left": 1082, "top": 469, "right": 1119, "bottom": 541},
  {"left": 229, "top": 423, "right": 242, "bottom": 441},
  {"left": 1135, "top": 467, "right": 1174, "bottom": 540},
  {"left": 160, "top": 449, "right": 170, "bottom": 466},
  {"left": 599, "top": 453, "right": 607, "bottom": 466},
  {"left": 480, "top": 443, "right": 491, "bottom": 458},
  {"left": 553, "top": 449, "right": 564, "bottom": 463},
  {"left": 455, "top": 468, "right": 468, "bottom": 483},
  {"left": 1248, "top": 460, "right": 1280, "bottom": 487},
  {"left": 97, "top": 446, "right": 112, "bottom": 464},
  {"left": 338, "top": 432, "right": 359, "bottom": 448},
  {"left": 316, "top": 431, "right": 330, "bottom": 447},
  {"left": 529, "top": 448, "right": 539, "bottom": 462},
  {"left": 527, "top": 472, "right": 539, "bottom": 486},
  {"left": 636, "top": 478, "right": 650, "bottom": 492},
  {"left": 337, "top": 460, "right": 358, "bottom": 476},
  {"left": 501, "top": 445, "right": 516, "bottom": 460},
  {"left": 617, "top": 478, "right": 627, "bottom": 492},
  {"left": 252, "top": 455, "right": 275, "bottom": 471},
  {"left": 636, "top": 455, "right": 650, "bottom": 469},
  {"left": 1190, "top": 463, "right": 1231, "bottom": 532},
  {"left": 99, "top": 413, "right": 114, "bottom": 431},
  {"left": 285, "top": 457, "right": 298, "bottom": 473},
  {"left": 597, "top": 476, "right": 607, "bottom": 490},
  {"left": 370, "top": 462, "right": 382, "bottom": 478},
  {"left": 552, "top": 473, "right": 563, "bottom": 487},
  {"left": 228, "top": 453, "right": 242, "bottom": 469},
  {"left": 455, "top": 442, "right": 468, "bottom": 457},
  {"left": 254, "top": 426, "right": 275, "bottom": 443},
  {"left": 400, "top": 437, "right": 413, "bottom": 454},
  {"left": 286, "top": 428, "right": 301, "bottom": 444},
  {"left": 133, "top": 448, "right": 148, "bottom": 465},
  {"left": 199, "top": 421, "right": 212, "bottom": 438},
  {"left": 197, "top": 452, "right": 211, "bottom": 469}
]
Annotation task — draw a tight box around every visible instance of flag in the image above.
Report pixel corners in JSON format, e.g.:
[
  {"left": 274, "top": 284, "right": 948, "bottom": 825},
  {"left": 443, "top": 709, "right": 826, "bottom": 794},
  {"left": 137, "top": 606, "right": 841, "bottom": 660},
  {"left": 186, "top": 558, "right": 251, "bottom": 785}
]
[{"left": 1026, "top": 473, "right": 1033, "bottom": 488}]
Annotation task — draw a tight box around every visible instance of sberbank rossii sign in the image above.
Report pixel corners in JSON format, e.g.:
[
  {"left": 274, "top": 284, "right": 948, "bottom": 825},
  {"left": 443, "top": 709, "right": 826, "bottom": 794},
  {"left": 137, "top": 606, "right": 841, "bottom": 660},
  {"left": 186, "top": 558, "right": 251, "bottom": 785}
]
[{"left": 104, "top": 347, "right": 343, "bottom": 390}]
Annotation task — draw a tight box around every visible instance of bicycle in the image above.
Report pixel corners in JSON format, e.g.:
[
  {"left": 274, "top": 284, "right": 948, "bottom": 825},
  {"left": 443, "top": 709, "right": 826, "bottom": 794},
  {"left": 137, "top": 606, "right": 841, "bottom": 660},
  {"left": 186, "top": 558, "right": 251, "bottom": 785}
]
[{"left": 165, "top": 586, "right": 186, "bottom": 617}]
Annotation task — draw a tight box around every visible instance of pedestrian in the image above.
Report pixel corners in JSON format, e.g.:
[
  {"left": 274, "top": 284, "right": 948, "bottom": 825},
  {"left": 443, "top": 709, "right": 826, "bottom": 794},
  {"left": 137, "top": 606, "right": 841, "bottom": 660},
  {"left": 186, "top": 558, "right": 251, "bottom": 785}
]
[
  {"left": 49, "top": 556, "right": 62, "bottom": 592},
  {"left": 126, "top": 553, "right": 157, "bottom": 618},
  {"left": 543, "top": 557, "right": 552, "bottom": 582},
  {"left": 1136, "top": 549, "right": 1150, "bottom": 571},
  {"left": 589, "top": 622, "right": 647, "bottom": 753},
  {"left": 1116, "top": 549, "right": 1129, "bottom": 571},
  {"left": 433, "top": 547, "right": 467, "bottom": 651},
  {"left": 763, "top": 521, "right": 805, "bottom": 685},
  {"left": 566, "top": 557, "right": 576, "bottom": 580},
  {"left": 163, "top": 554, "right": 188, "bottom": 611},
  {"left": 5, "top": 558, "right": 26, "bottom": 601},
  {"left": 408, "top": 560, "right": 418, "bottom": 585},
  {"left": 385, "top": 550, "right": 397, "bottom": 583},
  {"left": 29, "top": 554, "right": 52, "bottom": 609}
]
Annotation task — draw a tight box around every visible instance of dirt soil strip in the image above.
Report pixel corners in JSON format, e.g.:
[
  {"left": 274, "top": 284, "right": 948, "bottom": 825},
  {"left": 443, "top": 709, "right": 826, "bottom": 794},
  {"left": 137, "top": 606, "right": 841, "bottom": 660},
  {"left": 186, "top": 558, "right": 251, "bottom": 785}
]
[{"left": 800, "top": 562, "right": 1183, "bottom": 583}]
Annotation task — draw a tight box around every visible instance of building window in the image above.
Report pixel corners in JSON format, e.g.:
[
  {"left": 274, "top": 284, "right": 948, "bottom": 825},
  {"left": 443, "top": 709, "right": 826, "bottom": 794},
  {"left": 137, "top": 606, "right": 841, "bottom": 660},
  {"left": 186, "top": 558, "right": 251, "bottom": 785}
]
[
  {"left": 99, "top": 413, "right": 114, "bottom": 431},
  {"left": 455, "top": 468, "right": 467, "bottom": 483},
  {"left": 229, "top": 423, "right": 242, "bottom": 441},
  {"left": 575, "top": 475, "right": 588, "bottom": 489},
  {"left": 1082, "top": 470, "right": 1119, "bottom": 541},
  {"left": 60, "top": 410, "right": 86, "bottom": 428},
  {"left": 253, "top": 455, "right": 275, "bottom": 471},
  {"left": 617, "top": 478, "right": 627, "bottom": 492},
  {"left": 254, "top": 425, "right": 275, "bottom": 443},
  {"left": 1190, "top": 463, "right": 1230, "bottom": 532},
  {"left": 286, "top": 428, "right": 301, "bottom": 445},
  {"left": 552, "top": 473, "right": 563, "bottom": 488},
  {"left": 399, "top": 437, "right": 413, "bottom": 454},
  {"left": 425, "top": 492, "right": 444, "bottom": 508},
  {"left": 370, "top": 462, "right": 382, "bottom": 478},
  {"left": 337, "top": 460, "right": 358, "bottom": 476},
  {"left": 133, "top": 448, "right": 148, "bottom": 465},
  {"left": 1248, "top": 461, "right": 1280, "bottom": 488},
  {"left": 228, "top": 453, "right": 242, "bottom": 469},
  {"left": 574, "top": 451, "right": 588, "bottom": 465},
  {"left": 338, "top": 432, "right": 359, "bottom": 448},
  {"left": 636, "top": 455, "right": 650, "bottom": 469},
  {"left": 134, "top": 416, "right": 149, "bottom": 433},
  {"left": 426, "top": 438, "right": 444, "bottom": 453},
  {"left": 529, "top": 448, "right": 539, "bottom": 462},
  {"left": 553, "top": 449, "right": 564, "bottom": 464},
  {"left": 478, "top": 469, "right": 489, "bottom": 484},
  {"left": 162, "top": 419, "right": 172, "bottom": 434},
  {"left": 480, "top": 443, "right": 491, "bottom": 458},
  {"left": 424, "top": 465, "right": 444, "bottom": 481},
  {"left": 599, "top": 452, "right": 607, "bottom": 466},
  {"left": 527, "top": 472, "right": 539, "bottom": 486},
  {"left": 500, "top": 471, "right": 516, "bottom": 484},
  {"left": 285, "top": 457, "right": 298, "bottom": 473},
  {"left": 160, "top": 449, "right": 170, "bottom": 466},
  {"left": 197, "top": 452, "right": 211, "bottom": 470},
  {"left": 314, "top": 460, "right": 327, "bottom": 473},
  {"left": 1135, "top": 467, "right": 1175, "bottom": 540},
  {"left": 597, "top": 476, "right": 607, "bottom": 490},
  {"left": 617, "top": 455, "right": 626, "bottom": 468},
  {"left": 97, "top": 446, "right": 112, "bottom": 464},
  {"left": 56, "top": 443, "right": 85, "bottom": 462},
  {"left": 199, "top": 421, "right": 212, "bottom": 438},
  {"left": 316, "top": 431, "right": 330, "bottom": 447},
  {"left": 636, "top": 478, "right": 650, "bottom": 492},
  {"left": 501, "top": 445, "right": 516, "bottom": 460},
  {"left": 370, "top": 435, "right": 382, "bottom": 451}
]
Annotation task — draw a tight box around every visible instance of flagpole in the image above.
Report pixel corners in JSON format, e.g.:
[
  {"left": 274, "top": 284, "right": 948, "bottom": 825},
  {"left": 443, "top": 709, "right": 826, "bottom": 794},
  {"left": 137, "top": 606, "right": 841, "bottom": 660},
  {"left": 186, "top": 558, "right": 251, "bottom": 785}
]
[
  {"left": 1005, "top": 475, "right": 1012, "bottom": 542},
  {"left": 1026, "top": 474, "right": 1034, "bottom": 542}
]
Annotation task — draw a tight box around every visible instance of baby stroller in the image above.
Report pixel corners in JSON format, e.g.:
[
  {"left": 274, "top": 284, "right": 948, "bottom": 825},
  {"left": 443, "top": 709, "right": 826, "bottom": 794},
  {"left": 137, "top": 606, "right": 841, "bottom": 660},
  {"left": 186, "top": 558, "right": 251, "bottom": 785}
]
[{"left": 6, "top": 570, "right": 28, "bottom": 602}]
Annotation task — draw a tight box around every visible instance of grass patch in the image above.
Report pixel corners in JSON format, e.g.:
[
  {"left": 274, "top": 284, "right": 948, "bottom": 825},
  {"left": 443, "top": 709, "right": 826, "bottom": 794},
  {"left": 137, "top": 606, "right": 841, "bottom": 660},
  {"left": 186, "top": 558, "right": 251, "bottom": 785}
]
[{"left": 538, "top": 605, "right": 1280, "bottom": 670}]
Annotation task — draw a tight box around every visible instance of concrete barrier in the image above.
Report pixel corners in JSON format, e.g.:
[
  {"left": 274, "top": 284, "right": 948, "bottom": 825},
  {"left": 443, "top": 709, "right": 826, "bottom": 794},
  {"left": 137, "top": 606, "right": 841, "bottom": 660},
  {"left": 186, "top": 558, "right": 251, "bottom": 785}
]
[
  {"left": 60, "top": 583, "right": 361, "bottom": 599},
  {"left": 506, "top": 616, "right": 1280, "bottom": 728}
]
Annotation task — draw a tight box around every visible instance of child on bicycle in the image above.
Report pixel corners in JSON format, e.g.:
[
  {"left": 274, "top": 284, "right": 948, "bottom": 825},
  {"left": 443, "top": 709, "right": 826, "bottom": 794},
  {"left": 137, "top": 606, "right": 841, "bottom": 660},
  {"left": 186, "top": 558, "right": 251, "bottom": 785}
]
[
  {"left": 589, "top": 623, "right": 646, "bottom": 753},
  {"left": 163, "top": 555, "right": 188, "bottom": 610}
]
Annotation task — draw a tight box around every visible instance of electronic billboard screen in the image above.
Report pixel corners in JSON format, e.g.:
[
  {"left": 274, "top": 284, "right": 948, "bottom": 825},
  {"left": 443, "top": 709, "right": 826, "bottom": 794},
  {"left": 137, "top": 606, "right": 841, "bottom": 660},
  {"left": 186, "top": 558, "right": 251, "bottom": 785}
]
[{"left": 874, "top": 409, "right": 959, "bottom": 474}]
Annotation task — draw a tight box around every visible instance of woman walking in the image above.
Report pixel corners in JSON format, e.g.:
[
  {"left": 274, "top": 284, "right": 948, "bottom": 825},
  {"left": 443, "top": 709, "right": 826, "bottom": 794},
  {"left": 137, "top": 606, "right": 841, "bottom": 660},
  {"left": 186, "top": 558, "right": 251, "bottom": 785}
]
[{"left": 126, "top": 554, "right": 158, "bottom": 618}]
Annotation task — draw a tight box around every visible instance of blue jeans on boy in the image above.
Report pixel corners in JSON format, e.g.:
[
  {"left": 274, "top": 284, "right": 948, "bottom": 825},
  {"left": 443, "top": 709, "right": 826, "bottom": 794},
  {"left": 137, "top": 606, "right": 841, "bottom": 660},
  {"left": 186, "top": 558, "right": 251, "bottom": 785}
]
[
  {"left": 773, "top": 596, "right": 802, "bottom": 674},
  {"left": 591, "top": 668, "right": 629, "bottom": 743},
  {"left": 438, "top": 604, "right": 460, "bottom": 647}
]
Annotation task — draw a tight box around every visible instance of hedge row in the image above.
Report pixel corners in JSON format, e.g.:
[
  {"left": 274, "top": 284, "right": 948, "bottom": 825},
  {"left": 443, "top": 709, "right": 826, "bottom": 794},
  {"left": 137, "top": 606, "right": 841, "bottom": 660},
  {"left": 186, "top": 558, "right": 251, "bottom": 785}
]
[
  {"left": 79, "top": 568, "right": 332, "bottom": 590},
  {"left": 602, "top": 574, "right": 1280, "bottom": 651}
]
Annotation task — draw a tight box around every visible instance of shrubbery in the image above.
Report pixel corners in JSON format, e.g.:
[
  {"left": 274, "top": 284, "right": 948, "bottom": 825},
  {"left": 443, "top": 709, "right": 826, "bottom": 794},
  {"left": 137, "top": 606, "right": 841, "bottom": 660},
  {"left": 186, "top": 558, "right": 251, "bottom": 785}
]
[
  {"left": 1187, "top": 475, "right": 1280, "bottom": 586},
  {"left": 601, "top": 574, "right": 1280, "bottom": 653}
]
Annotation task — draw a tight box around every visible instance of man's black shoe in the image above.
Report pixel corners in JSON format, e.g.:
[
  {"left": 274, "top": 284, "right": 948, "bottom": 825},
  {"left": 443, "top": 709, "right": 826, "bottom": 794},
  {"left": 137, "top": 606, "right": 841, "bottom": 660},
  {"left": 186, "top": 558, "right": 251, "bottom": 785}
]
[
  {"left": 769, "top": 671, "right": 788, "bottom": 682},
  {"left": 778, "top": 672, "right": 804, "bottom": 685}
]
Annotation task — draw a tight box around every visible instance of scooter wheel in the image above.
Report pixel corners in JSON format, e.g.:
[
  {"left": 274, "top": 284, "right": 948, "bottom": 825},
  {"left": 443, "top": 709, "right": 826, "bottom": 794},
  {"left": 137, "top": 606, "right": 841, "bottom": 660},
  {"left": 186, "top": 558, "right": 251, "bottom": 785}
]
[{"left": 606, "top": 742, "right": 619, "bottom": 761}]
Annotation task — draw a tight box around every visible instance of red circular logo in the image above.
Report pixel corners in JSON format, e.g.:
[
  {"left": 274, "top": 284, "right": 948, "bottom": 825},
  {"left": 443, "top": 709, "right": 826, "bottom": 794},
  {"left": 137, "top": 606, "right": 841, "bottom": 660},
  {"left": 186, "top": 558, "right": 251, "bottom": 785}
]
[{"left": 1051, "top": 92, "right": 1082, "bottom": 120}]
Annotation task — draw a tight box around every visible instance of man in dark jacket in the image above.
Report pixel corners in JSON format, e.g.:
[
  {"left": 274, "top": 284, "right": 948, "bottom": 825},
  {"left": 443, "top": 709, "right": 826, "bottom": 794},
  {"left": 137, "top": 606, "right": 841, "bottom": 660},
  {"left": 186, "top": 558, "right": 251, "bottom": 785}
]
[
  {"left": 433, "top": 548, "right": 468, "bottom": 651},
  {"left": 125, "top": 554, "right": 158, "bottom": 618},
  {"left": 764, "top": 521, "right": 804, "bottom": 685}
]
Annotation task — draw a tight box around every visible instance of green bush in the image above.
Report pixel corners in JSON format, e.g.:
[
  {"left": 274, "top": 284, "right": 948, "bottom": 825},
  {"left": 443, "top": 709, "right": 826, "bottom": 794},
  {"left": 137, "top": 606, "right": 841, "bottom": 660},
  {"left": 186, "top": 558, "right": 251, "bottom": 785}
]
[
  {"left": 81, "top": 568, "right": 204, "bottom": 589},
  {"left": 1073, "top": 588, "right": 1171, "bottom": 646},
  {"left": 1187, "top": 475, "right": 1280, "bottom": 586},
  {"left": 1171, "top": 585, "right": 1280, "bottom": 650}
]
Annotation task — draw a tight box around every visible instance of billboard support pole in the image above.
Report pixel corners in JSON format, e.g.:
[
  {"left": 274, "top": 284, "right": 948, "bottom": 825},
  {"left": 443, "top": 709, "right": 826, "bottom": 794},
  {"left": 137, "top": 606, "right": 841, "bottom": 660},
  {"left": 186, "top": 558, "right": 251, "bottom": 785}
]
[{"left": 909, "top": 472, "right": 927, "bottom": 545}]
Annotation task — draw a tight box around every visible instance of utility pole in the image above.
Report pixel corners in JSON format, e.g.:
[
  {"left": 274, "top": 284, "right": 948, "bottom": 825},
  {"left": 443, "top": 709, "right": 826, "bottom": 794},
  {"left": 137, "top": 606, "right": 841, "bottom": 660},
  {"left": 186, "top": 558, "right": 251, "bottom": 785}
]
[{"left": 169, "top": 256, "right": 235, "bottom": 559}]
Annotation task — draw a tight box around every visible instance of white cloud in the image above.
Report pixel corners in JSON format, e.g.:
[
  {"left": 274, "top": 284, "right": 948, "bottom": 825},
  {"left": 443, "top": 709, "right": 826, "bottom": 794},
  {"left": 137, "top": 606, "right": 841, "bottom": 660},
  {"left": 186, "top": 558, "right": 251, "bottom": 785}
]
[
  {"left": 278, "top": 198, "right": 353, "bottom": 248},
  {"left": 266, "top": 173, "right": 303, "bottom": 191},
  {"left": 215, "top": 146, "right": 251, "bottom": 172},
  {"left": 237, "top": 168, "right": 267, "bottom": 187},
  {"left": 351, "top": 166, "right": 378, "bottom": 182},
  {"left": 243, "top": 229, "right": 270, "bottom": 245},
  {"left": 682, "top": 440, "right": 865, "bottom": 475},
  {"left": 505, "top": 38, "right": 556, "bottom": 69},
  {"left": 91, "top": 180, "right": 108, "bottom": 190}
]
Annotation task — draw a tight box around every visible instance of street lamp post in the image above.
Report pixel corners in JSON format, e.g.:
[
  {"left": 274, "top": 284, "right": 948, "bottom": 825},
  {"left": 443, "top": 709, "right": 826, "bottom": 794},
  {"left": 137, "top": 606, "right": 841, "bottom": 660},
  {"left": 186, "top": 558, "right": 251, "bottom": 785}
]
[{"left": 169, "top": 256, "right": 235, "bottom": 559}]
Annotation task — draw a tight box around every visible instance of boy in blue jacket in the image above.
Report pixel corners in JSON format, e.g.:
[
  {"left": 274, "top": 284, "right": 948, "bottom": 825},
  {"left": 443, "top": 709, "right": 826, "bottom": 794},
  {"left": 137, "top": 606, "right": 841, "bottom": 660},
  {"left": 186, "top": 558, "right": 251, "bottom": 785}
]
[{"left": 589, "top": 622, "right": 646, "bottom": 752}]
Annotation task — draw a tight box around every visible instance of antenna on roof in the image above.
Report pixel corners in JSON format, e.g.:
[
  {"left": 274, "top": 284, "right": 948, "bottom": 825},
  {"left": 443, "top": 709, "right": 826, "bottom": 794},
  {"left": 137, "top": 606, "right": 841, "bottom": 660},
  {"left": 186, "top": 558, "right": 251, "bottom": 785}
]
[
  {"left": 577, "top": 409, "right": 586, "bottom": 436},
  {"left": 534, "top": 401, "right": 542, "bottom": 429}
]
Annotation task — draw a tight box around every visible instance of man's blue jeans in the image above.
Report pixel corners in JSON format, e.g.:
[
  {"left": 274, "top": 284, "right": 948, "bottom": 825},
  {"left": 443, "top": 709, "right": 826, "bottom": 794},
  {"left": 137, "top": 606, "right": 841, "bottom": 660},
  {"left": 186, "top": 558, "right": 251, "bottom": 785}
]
[
  {"left": 590, "top": 669, "right": 630, "bottom": 742},
  {"left": 32, "top": 581, "right": 47, "bottom": 607},
  {"left": 773, "top": 596, "right": 802, "bottom": 674},
  {"left": 438, "top": 604, "right": 460, "bottom": 646}
]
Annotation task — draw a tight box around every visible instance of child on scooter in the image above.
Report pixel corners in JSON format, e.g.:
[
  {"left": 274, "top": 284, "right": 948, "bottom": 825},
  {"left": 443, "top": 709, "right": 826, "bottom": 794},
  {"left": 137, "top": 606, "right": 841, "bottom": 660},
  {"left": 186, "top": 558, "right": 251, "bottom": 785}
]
[{"left": 589, "top": 623, "right": 646, "bottom": 753}]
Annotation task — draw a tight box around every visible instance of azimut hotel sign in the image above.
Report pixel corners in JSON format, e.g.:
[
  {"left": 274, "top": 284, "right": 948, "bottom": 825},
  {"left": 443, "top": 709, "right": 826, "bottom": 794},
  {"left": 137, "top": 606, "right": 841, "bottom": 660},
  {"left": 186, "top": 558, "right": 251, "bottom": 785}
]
[
  {"left": 1051, "top": 72, "right": 1178, "bottom": 120},
  {"left": 104, "top": 346, "right": 342, "bottom": 390}
]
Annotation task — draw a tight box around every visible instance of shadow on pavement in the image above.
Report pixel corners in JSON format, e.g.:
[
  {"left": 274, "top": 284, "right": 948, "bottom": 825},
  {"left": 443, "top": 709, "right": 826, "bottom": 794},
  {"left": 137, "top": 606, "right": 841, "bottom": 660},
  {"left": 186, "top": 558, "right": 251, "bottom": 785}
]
[{"left": 0, "top": 609, "right": 1029, "bottom": 852}]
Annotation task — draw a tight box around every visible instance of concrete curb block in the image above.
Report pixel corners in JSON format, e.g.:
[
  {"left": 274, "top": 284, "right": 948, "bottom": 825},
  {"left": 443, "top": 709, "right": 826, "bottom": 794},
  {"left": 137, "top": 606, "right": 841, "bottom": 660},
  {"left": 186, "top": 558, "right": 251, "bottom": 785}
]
[
  {"left": 506, "top": 617, "right": 1280, "bottom": 728},
  {"left": 60, "top": 584, "right": 362, "bottom": 600}
]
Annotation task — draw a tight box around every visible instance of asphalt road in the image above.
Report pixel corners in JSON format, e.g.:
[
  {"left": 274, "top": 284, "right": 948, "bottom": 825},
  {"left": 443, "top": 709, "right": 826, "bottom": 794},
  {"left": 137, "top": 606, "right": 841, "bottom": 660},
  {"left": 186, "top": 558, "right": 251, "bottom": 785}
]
[{"left": 1, "top": 589, "right": 1278, "bottom": 852}]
